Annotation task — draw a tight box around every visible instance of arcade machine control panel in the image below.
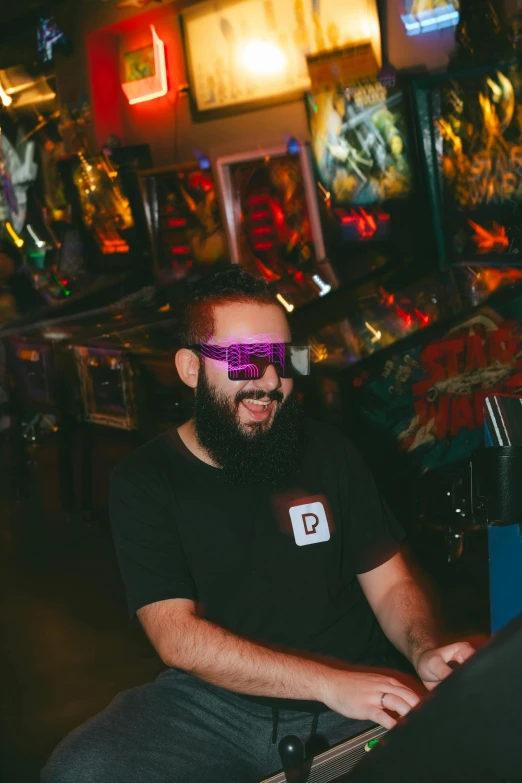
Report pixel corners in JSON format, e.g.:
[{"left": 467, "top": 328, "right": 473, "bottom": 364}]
[{"left": 261, "top": 725, "right": 387, "bottom": 783}]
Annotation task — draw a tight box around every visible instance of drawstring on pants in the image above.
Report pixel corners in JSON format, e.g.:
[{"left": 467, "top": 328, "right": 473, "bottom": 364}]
[
  {"left": 271, "top": 708, "right": 320, "bottom": 745},
  {"left": 271, "top": 707, "right": 279, "bottom": 744}
]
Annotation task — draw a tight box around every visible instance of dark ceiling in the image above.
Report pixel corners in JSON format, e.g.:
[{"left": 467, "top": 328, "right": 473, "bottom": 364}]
[{"left": 0, "top": 0, "right": 69, "bottom": 69}]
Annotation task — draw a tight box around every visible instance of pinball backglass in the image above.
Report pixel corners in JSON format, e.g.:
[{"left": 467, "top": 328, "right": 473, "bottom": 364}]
[
  {"left": 414, "top": 61, "right": 522, "bottom": 268},
  {"left": 307, "top": 46, "right": 417, "bottom": 285},
  {"left": 216, "top": 144, "right": 338, "bottom": 311},
  {"left": 140, "top": 161, "right": 229, "bottom": 286}
]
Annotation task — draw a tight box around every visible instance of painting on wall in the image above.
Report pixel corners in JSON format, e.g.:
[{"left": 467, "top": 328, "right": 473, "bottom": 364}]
[
  {"left": 180, "top": 0, "right": 381, "bottom": 119},
  {"left": 123, "top": 44, "right": 155, "bottom": 82}
]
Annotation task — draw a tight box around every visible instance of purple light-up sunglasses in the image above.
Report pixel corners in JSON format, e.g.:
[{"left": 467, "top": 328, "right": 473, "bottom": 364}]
[{"left": 188, "top": 342, "right": 310, "bottom": 380}]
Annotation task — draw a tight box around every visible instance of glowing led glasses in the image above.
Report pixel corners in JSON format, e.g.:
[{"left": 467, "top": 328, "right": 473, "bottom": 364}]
[{"left": 189, "top": 342, "right": 310, "bottom": 380}]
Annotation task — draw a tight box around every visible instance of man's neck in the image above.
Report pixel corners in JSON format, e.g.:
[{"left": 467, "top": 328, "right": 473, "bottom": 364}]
[{"left": 177, "top": 419, "right": 219, "bottom": 468}]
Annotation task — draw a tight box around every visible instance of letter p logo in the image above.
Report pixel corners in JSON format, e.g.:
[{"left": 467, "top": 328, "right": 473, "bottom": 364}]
[{"left": 289, "top": 502, "right": 330, "bottom": 546}]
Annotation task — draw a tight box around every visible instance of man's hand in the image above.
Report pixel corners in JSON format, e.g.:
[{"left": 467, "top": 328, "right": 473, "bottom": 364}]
[
  {"left": 320, "top": 670, "right": 421, "bottom": 730},
  {"left": 414, "top": 641, "right": 475, "bottom": 691}
]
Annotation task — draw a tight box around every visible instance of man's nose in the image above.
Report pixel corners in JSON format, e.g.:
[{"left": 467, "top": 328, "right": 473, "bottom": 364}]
[{"left": 253, "top": 364, "right": 281, "bottom": 391}]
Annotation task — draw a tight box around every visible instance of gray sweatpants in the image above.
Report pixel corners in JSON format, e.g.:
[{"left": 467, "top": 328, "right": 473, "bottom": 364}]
[{"left": 41, "top": 667, "right": 372, "bottom": 783}]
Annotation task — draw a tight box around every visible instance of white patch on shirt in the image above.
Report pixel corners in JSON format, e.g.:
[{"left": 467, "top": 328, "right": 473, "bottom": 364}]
[{"left": 289, "top": 501, "right": 330, "bottom": 546}]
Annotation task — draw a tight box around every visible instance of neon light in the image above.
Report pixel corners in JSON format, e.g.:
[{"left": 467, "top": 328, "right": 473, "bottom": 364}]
[
  {"left": 365, "top": 322, "right": 382, "bottom": 344},
  {"left": 414, "top": 308, "right": 430, "bottom": 327},
  {"left": 167, "top": 218, "right": 187, "bottom": 228},
  {"left": 312, "top": 274, "right": 331, "bottom": 296},
  {"left": 254, "top": 241, "right": 274, "bottom": 250},
  {"left": 249, "top": 195, "right": 269, "bottom": 205},
  {"left": 0, "top": 81, "right": 12, "bottom": 107},
  {"left": 340, "top": 207, "right": 382, "bottom": 240},
  {"left": 121, "top": 25, "right": 168, "bottom": 105},
  {"left": 421, "top": 11, "right": 458, "bottom": 27},
  {"left": 5, "top": 222, "right": 24, "bottom": 248},
  {"left": 27, "top": 224, "right": 46, "bottom": 248},
  {"left": 253, "top": 226, "right": 272, "bottom": 235},
  {"left": 171, "top": 245, "right": 191, "bottom": 254},
  {"left": 251, "top": 211, "right": 270, "bottom": 220},
  {"left": 396, "top": 306, "right": 413, "bottom": 328},
  {"left": 468, "top": 219, "right": 509, "bottom": 254},
  {"left": 400, "top": 4, "right": 459, "bottom": 36},
  {"left": 276, "top": 293, "right": 294, "bottom": 313}
]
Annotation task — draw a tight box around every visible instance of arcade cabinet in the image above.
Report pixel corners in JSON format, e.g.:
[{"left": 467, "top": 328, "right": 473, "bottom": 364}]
[
  {"left": 139, "top": 159, "right": 229, "bottom": 287},
  {"left": 1, "top": 141, "right": 156, "bottom": 515},
  {"left": 70, "top": 314, "right": 191, "bottom": 520},
  {"left": 473, "top": 393, "right": 522, "bottom": 633},
  {"left": 65, "top": 157, "right": 230, "bottom": 520}
]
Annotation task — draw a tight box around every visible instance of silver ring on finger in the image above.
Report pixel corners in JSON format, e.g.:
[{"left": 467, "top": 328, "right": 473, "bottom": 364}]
[{"left": 380, "top": 692, "right": 387, "bottom": 709}]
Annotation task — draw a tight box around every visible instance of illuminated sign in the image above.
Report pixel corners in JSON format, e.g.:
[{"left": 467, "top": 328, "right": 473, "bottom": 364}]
[
  {"left": 121, "top": 25, "right": 168, "bottom": 105},
  {"left": 401, "top": 1, "right": 459, "bottom": 36}
]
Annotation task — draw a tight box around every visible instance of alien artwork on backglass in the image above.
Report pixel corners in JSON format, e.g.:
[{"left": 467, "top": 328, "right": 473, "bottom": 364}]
[{"left": 431, "top": 63, "right": 522, "bottom": 266}]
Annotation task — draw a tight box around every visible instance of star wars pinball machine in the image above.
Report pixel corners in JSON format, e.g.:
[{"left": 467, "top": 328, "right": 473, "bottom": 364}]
[{"left": 298, "top": 59, "right": 522, "bottom": 624}]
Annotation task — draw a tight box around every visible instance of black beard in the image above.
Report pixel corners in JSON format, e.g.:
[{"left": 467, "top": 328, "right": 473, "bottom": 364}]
[{"left": 193, "top": 369, "right": 305, "bottom": 485}]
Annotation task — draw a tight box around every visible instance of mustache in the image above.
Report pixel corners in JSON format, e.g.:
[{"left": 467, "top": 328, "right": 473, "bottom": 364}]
[{"left": 235, "top": 388, "right": 284, "bottom": 405}]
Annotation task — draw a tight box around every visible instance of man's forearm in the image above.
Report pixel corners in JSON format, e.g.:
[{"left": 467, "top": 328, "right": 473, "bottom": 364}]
[
  {"left": 374, "top": 578, "right": 442, "bottom": 667},
  {"left": 146, "top": 603, "right": 332, "bottom": 703}
]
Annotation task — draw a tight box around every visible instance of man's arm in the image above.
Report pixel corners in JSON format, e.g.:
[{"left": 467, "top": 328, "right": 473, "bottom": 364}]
[
  {"left": 138, "top": 597, "right": 420, "bottom": 729},
  {"left": 357, "top": 551, "right": 475, "bottom": 689}
]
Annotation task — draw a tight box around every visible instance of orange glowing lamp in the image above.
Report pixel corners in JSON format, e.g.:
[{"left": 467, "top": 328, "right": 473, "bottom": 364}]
[
  {"left": 121, "top": 25, "right": 168, "bottom": 105},
  {"left": 468, "top": 219, "right": 509, "bottom": 254}
]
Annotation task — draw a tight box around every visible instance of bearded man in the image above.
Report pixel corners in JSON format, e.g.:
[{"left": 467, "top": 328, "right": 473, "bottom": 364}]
[{"left": 42, "top": 267, "right": 473, "bottom": 783}]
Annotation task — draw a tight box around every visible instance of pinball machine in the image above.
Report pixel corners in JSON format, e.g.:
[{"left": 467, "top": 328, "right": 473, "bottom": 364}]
[
  {"left": 0, "top": 131, "right": 158, "bottom": 514},
  {"left": 66, "top": 158, "right": 230, "bottom": 519},
  {"left": 295, "top": 59, "right": 522, "bottom": 634},
  {"left": 216, "top": 141, "right": 338, "bottom": 312}
]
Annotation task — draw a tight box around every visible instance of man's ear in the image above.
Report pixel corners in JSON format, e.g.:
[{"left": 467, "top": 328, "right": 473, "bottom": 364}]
[{"left": 175, "top": 348, "right": 200, "bottom": 389}]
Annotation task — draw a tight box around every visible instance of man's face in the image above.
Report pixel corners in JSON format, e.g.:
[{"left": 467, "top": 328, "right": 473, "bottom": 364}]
[
  {"left": 192, "top": 302, "right": 304, "bottom": 484},
  {"left": 200, "top": 302, "right": 294, "bottom": 433}
]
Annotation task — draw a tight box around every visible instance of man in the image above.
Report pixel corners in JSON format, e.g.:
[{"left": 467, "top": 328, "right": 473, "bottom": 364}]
[{"left": 42, "top": 267, "right": 474, "bottom": 783}]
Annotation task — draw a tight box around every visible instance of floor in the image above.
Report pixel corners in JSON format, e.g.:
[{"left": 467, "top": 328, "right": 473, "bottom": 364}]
[
  {"left": 0, "top": 437, "right": 163, "bottom": 783},
  {"left": 0, "top": 435, "right": 490, "bottom": 783}
]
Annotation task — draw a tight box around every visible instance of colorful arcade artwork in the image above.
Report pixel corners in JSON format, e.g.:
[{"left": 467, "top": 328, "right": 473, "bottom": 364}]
[
  {"left": 72, "top": 152, "right": 134, "bottom": 256},
  {"left": 350, "top": 288, "right": 522, "bottom": 475},
  {"left": 217, "top": 144, "right": 337, "bottom": 311},
  {"left": 309, "top": 73, "right": 413, "bottom": 211},
  {"left": 0, "top": 130, "right": 38, "bottom": 238},
  {"left": 140, "top": 162, "right": 228, "bottom": 285},
  {"left": 307, "top": 45, "right": 416, "bottom": 284},
  {"left": 418, "top": 63, "right": 522, "bottom": 267}
]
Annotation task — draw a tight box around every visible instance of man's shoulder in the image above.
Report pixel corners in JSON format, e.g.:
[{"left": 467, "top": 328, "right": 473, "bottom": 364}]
[{"left": 111, "top": 427, "right": 177, "bottom": 485}]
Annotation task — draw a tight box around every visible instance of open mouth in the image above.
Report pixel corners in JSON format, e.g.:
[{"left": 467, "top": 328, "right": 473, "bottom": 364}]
[{"left": 240, "top": 398, "right": 275, "bottom": 420}]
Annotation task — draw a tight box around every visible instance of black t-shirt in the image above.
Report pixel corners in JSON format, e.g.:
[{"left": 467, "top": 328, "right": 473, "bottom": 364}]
[{"left": 109, "top": 419, "right": 406, "bottom": 711}]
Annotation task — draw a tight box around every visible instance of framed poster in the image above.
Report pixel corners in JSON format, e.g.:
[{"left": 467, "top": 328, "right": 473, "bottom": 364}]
[{"left": 180, "top": 0, "right": 381, "bottom": 120}]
